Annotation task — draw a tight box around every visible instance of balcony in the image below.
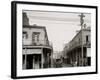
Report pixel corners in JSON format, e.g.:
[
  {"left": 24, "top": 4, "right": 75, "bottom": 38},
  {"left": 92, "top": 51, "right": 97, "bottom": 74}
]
[
  {"left": 65, "top": 41, "right": 91, "bottom": 53},
  {"left": 23, "top": 39, "right": 53, "bottom": 49}
]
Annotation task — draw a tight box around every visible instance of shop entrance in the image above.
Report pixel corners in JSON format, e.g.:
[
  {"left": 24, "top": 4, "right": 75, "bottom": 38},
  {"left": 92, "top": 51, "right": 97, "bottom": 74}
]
[{"left": 23, "top": 54, "right": 41, "bottom": 69}]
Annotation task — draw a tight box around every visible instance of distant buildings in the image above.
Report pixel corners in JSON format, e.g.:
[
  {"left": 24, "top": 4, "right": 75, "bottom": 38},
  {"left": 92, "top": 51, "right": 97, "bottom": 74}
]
[
  {"left": 22, "top": 12, "right": 53, "bottom": 69},
  {"left": 53, "top": 51, "right": 63, "bottom": 68},
  {"left": 63, "top": 27, "right": 91, "bottom": 67}
]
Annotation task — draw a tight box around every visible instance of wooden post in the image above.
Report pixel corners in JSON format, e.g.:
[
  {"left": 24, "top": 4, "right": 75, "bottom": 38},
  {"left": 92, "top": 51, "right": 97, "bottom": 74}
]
[
  {"left": 41, "top": 48, "right": 43, "bottom": 68},
  {"left": 51, "top": 50, "right": 53, "bottom": 68},
  {"left": 25, "top": 48, "right": 27, "bottom": 69}
]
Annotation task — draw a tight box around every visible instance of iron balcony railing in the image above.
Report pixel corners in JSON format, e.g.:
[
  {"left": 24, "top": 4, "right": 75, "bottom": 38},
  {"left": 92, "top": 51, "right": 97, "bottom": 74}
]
[{"left": 22, "top": 39, "right": 53, "bottom": 48}]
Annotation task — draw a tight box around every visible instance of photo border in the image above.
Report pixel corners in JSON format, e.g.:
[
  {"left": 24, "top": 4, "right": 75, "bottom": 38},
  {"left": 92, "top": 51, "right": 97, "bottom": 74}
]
[{"left": 11, "top": 1, "right": 98, "bottom": 79}]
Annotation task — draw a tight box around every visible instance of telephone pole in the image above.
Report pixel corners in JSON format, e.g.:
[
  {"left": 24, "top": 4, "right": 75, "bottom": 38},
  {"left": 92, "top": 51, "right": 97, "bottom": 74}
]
[{"left": 78, "top": 13, "right": 85, "bottom": 66}]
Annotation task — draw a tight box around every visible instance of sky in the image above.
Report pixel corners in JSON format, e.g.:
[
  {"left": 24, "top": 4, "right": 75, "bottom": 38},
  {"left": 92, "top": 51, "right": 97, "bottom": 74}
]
[{"left": 23, "top": 10, "right": 91, "bottom": 52}]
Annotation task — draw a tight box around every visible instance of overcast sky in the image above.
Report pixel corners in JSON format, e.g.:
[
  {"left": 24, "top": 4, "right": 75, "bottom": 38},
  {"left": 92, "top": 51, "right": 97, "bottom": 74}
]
[{"left": 23, "top": 10, "right": 91, "bottom": 52}]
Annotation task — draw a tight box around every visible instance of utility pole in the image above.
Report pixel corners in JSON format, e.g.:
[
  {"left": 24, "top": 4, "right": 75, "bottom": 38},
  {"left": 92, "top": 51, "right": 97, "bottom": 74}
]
[
  {"left": 24, "top": 47, "right": 27, "bottom": 69},
  {"left": 78, "top": 13, "right": 85, "bottom": 66}
]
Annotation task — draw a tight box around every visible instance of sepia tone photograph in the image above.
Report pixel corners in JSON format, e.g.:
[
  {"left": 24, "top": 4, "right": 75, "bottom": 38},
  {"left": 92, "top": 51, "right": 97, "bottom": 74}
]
[{"left": 22, "top": 10, "right": 91, "bottom": 70}]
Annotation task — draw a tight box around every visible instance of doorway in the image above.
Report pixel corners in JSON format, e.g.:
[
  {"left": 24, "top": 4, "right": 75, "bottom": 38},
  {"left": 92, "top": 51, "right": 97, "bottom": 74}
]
[
  {"left": 32, "top": 54, "right": 41, "bottom": 69},
  {"left": 23, "top": 54, "right": 41, "bottom": 69}
]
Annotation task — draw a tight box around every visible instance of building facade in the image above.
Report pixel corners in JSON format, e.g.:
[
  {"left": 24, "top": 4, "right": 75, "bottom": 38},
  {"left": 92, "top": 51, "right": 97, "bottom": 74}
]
[
  {"left": 63, "top": 27, "right": 91, "bottom": 67},
  {"left": 22, "top": 12, "right": 53, "bottom": 69},
  {"left": 22, "top": 25, "right": 53, "bottom": 69}
]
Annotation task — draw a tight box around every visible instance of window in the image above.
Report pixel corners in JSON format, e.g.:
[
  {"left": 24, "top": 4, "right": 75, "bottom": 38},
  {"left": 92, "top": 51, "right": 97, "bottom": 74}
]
[
  {"left": 23, "top": 31, "right": 28, "bottom": 39},
  {"left": 32, "top": 32, "right": 40, "bottom": 45}
]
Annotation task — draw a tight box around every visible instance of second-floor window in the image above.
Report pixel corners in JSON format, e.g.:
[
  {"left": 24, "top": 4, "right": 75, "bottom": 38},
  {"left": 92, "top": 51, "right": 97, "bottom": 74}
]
[
  {"left": 23, "top": 31, "right": 28, "bottom": 39},
  {"left": 32, "top": 32, "right": 40, "bottom": 45}
]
